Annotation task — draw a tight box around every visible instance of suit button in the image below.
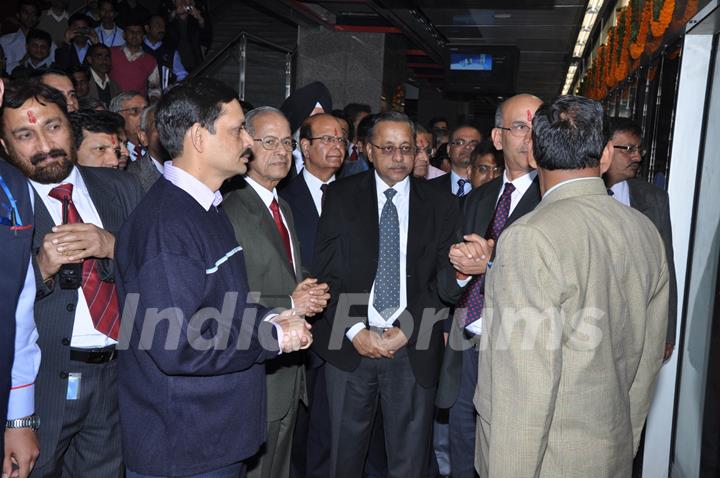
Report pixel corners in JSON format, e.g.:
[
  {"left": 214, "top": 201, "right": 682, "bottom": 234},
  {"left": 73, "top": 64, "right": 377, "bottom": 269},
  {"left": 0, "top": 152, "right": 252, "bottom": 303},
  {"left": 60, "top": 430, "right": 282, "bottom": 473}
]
[
  {"left": 61, "top": 338, "right": 70, "bottom": 346},
  {"left": 66, "top": 303, "right": 75, "bottom": 312},
  {"left": 59, "top": 371, "right": 69, "bottom": 379}
]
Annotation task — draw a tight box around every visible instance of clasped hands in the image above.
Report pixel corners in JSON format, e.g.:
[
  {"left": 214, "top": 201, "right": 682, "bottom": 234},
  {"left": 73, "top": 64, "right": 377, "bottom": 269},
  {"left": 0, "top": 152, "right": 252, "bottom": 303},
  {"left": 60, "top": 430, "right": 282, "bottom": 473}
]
[
  {"left": 36, "top": 224, "right": 116, "bottom": 281},
  {"left": 351, "top": 327, "right": 408, "bottom": 359},
  {"left": 272, "top": 278, "right": 329, "bottom": 353},
  {"left": 449, "top": 233, "right": 495, "bottom": 278},
  {"left": 291, "top": 278, "right": 330, "bottom": 317}
]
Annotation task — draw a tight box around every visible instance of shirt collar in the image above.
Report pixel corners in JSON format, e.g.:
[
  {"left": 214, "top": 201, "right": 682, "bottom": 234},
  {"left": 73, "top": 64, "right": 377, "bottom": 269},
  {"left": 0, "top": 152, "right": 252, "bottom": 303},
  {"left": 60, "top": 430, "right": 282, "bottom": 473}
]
[
  {"left": 30, "top": 165, "right": 83, "bottom": 198},
  {"left": 90, "top": 68, "right": 109, "bottom": 88},
  {"left": 144, "top": 38, "right": 162, "bottom": 50},
  {"left": 502, "top": 169, "right": 537, "bottom": 194},
  {"left": 610, "top": 179, "right": 629, "bottom": 196},
  {"left": 303, "top": 168, "right": 335, "bottom": 190},
  {"left": 374, "top": 171, "right": 410, "bottom": 199},
  {"left": 122, "top": 46, "right": 145, "bottom": 62},
  {"left": 48, "top": 9, "right": 69, "bottom": 22},
  {"left": 244, "top": 176, "right": 277, "bottom": 208},
  {"left": 543, "top": 176, "right": 598, "bottom": 198},
  {"left": 163, "top": 161, "right": 222, "bottom": 211}
]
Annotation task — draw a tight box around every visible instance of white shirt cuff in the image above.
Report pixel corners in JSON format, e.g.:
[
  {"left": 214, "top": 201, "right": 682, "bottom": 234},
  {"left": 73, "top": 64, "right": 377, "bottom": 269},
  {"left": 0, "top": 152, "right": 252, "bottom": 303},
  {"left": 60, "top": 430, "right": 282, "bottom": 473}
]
[
  {"left": 265, "top": 314, "right": 284, "bottom": 354},
  {"left": 345, "top": 322, "right": 366, "bottom": 342},
  {"left": 465, "top": 318, "right": 483, "bottom": 336},
  {"left": 7, "top": 384, "right": 34, "bottom": 420},
  {"left": 457, "top": 277, "right": 472, "bottom": 287}
]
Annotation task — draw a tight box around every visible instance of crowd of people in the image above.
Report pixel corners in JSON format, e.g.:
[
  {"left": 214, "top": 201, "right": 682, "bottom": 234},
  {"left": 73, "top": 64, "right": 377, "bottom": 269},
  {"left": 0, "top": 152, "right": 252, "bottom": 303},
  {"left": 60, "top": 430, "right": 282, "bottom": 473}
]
[{"left": 0, "top": 3, "right": 677, "bottom": 478}]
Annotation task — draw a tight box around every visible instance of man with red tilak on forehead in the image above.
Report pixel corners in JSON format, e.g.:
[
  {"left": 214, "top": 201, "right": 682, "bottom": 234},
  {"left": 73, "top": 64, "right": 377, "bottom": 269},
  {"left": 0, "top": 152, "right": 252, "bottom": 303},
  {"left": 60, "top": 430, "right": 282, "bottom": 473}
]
[
  {"left": 436, "top": 93, "right": 543, "bottom": 477},
  {"left": 0, "top": 79, "right": 142, "bottom": 476}
]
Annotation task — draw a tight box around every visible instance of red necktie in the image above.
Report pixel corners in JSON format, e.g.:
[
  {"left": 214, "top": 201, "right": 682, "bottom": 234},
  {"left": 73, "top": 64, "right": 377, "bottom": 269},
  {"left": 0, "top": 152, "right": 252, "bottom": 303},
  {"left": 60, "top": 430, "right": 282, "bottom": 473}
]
[
  {"left": 269, "top": 198, "right": 294, "bottom": 271},
  {"left": 349, "top": 145, "right": 358, "bottom": 162},
  {"left": 48, "top": 184, "right": 120, "bottom": 340}
]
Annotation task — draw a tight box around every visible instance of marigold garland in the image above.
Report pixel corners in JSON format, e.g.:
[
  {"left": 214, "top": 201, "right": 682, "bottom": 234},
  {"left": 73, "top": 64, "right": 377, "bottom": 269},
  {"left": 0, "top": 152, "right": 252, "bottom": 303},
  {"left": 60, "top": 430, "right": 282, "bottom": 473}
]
[
  {"left": 630, "top": 0, "right": 652, "bottom": 59},
  {"left": 651, "top": 0, "right": 675, "bottom": 37}
]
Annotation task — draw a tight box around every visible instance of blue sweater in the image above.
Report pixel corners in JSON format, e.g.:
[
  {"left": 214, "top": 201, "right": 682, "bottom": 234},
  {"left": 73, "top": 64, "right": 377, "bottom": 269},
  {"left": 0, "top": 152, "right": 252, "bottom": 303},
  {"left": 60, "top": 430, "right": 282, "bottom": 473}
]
[{"left": 115, "top": 177, "right": 278, "bottom": 476}]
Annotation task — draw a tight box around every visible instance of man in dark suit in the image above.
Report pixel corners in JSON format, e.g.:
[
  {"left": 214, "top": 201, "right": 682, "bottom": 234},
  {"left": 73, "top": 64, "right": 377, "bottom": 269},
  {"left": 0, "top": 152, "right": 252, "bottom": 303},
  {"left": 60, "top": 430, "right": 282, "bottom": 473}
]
[
  {"left": 114, "top": 79, "right": 313, "bottom": 478},
  {"left": 604, "top": 117, "right": 677, "bottom": 361},
  {"left": 127, "top": 104, "right": 166, "bottom": 193},
  {"left": 279, "top": 112, "right": 345, "bottom": 478},
  {"left": 0, "top": 79, "right": 143, "bottom": 477},
  {"left": 312, "top": 112, "right": 465, "bottom": 477},
  {"left": 436, "top": 93, "right": 542, "bottom": 477},
  {"left": 53, "top": 13, "right": 97, "bottom": 72},
  {"left": 1, "top": 76, "right": 41, "bottom": 475},
  {"left": 223, "top": 106, "right": 330, "bottom": 478},
  {"left": 429, "top": 125, "right": 482, "bottom": 198}
]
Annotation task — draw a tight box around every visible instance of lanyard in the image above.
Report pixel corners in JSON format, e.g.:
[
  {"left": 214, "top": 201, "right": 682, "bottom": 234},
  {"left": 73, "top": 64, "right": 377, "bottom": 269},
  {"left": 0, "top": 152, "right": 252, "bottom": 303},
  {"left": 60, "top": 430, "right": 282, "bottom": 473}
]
[
  {"left": 0, "top": 174, "right": 24, "bottom": 227},
  {"left": 100, "top": 26, "right": 118, "bottom": 47}
]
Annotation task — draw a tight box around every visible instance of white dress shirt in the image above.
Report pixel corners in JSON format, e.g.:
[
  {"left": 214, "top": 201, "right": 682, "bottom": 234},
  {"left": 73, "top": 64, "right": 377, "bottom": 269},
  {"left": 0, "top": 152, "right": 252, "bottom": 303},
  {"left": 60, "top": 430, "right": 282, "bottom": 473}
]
[
  {"left": 609, "top": 179, "right": 631, "bottom": 207},
  {"left": 302, "top": 168, "right": 335, "bottom": 216},
  {"left": 0, "top": 30, "right": 57, "bottom": 75},
  {"left": 96, "top": 25, "right": 125, "bottom": 47},
  {"left": 464, "top": 169, "right": 538, "bottom": 336},
  {"left": 30, "top": 166, "right": 117, "bottom": 348},
  {"left": 150, "top": 155, "right": 164, "bottom": 174},
  {"left": 8, "top": 258, "right": 40, "bottom": 420},
  {"left": 243, "top": 176, "right": 297, "bottom": 267},
  {"left": 450, "top": 170, "right": 471, "bottom": 196},
  {"left": 346, "top": 173, "right": 410, "bottom": 341}
]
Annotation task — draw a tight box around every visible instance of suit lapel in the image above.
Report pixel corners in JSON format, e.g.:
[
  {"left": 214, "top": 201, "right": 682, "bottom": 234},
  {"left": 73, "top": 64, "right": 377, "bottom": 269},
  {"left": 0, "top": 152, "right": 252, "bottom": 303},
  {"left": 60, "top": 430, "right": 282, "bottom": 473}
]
[
  {"left": 280, "top": 199, "right": 303, "bottom": 282},
  {"left": 407, "top": 177, "right": 430, "bottom": 279},
  {"left": 507, "top": 175, "right": 541, "bottom": 224},
  {"left": 468, "top": 178, "right": 502, "bottom": 234},
  {"left": 627, "top": 180, "right": 650, "bottom": 215},
  {"left": 351, "top": 173, "right": 379, "bottom": 280},
  {"left": 79, "top": 167, "right": 124, "bottom": 233},
  {"left": 298, "top": 174, "right": 320, "bottom": 221},
  {"left": 32, "top": 189, "right": 55, "bottom": 251}
]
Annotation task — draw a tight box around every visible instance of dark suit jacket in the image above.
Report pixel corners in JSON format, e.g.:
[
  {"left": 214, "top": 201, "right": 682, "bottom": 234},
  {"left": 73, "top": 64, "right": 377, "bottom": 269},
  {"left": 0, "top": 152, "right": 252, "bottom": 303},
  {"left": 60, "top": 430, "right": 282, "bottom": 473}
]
[
  {"left": 627, "top": 178, "right": 677, "bottom": 345},
  {"left": 31, "top": 167, "right": 142, "bottom": 470},
  {"left": 54, "top": 43, "right": 85, "bottom": 71},
  {"left": 311, "top": 171, "right": 464, "bottom": 388},
  {"left": 436, "top": 174, "right": 541, "bottom": 408},
  {"left": 222, "top": 180, "right": 308, "bottom": 422},
  {"left": 429, "top": 171, "right": 452, "bottom": 195},
  {"left": 86, "top": 75, "right": 122, "bottom": 106},
  {"left": 0, "top": 160, "right": 33, "bottom": 458},
  {"left": 279, "top": 171, "right": 320, "bottom": 273},
  {"left": 126, "top": 153, "right": 161, "bottom": 194}
]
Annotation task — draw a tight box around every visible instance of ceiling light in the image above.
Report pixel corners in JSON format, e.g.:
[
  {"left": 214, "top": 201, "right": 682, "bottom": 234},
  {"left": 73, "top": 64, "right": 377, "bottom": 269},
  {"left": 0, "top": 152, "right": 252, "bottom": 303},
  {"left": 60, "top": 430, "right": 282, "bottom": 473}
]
[
  {"left": 494, "top": 13, "right": 512, "bottom": 19},
  {"left": 563, "top": 0, "right": 605, "bottom": 94}
]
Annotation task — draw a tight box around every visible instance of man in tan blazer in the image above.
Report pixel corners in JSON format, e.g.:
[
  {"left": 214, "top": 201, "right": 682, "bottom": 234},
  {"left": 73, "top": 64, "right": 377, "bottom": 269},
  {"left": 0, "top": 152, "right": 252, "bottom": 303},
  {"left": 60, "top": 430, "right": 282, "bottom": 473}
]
[
  {"left": 475, "top": 96, "right": 670, "bottom": 477},
  {"left": 223, "top": 106, "right": 330, "bottom": 478}
]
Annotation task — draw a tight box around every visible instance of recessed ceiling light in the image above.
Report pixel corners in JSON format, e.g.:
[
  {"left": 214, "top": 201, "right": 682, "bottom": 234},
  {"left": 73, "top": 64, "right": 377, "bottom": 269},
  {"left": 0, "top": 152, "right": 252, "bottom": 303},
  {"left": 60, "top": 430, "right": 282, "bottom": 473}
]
[{"left": 494, "top": 13, "right": 512, "bottom": 19}]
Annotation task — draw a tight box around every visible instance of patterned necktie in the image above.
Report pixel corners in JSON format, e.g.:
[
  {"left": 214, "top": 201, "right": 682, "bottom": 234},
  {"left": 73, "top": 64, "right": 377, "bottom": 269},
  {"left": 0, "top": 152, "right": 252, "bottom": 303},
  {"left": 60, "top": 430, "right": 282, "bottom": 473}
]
[
  {"left": 48, "top": 184, "right": 121, "bottom": 339},
  {"left": 373, "top": 188, "right": 400, "bottom": 320},
  {"left": 269, "top": 198, "right": 294, "bottom": 271},
  {"left": 456, "top": 182, "right": 516, "bottom": 328},
  {"left": 456, "top": 178, "right": 468, "bottom": 197}
]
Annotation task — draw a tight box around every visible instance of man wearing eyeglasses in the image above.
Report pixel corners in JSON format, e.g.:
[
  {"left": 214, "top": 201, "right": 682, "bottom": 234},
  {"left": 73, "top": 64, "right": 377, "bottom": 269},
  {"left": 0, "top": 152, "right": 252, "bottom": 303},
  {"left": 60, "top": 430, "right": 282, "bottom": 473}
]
[
  {"left": 469, "top": 139, "right": 503, "bottom": 189},
  {"left": 430, "top": 125, "right": 482, "bottom": 198},
  {"left": 605, "top": 117, "right": 677, "bottom": 361},
  {"left": 312, "top": 111, "right": 467, "bottom": 477},
  {"left": 109, "top": 91, "right": 147, "bottom": 163},
  {"left": 437, "top": 93, "right": 542, "bottom": 477},
  {"left": 413, "top": 124, "right": 445, "bottom": 180},
  {"left": 223, "top": 106, "right": 330, "bottom": 478}
]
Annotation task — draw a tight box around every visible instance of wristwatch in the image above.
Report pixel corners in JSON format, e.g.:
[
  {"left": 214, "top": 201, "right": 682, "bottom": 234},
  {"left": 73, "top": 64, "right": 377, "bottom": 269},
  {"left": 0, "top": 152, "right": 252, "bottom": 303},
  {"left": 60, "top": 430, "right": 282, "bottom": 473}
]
[{"left": 6, "top": 413, "right": 40, "bottom": 431}]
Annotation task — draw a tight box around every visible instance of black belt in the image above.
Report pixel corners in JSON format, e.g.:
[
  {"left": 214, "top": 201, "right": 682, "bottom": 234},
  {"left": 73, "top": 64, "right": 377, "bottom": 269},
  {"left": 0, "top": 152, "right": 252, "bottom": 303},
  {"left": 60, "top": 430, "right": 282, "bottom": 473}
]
[{"left": 70, "top": 346, "right": 117, "bottom": 364}]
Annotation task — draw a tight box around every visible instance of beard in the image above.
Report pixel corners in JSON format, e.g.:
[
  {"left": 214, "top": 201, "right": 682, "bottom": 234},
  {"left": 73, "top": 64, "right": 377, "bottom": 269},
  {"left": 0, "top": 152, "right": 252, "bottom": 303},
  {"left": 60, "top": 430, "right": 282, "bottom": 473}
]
[{"left": 6, "top": 145, "right": 76, "bottom": 184}]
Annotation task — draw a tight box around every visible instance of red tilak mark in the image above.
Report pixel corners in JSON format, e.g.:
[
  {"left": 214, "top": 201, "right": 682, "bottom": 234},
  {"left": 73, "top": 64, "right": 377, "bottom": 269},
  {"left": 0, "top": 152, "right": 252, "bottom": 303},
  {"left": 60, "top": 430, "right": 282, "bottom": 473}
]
[
  {"left": 110, "top": 136, "right": 116, "bottom": 145},
  {"left": 526, "top": 109, "right": 533, "bottom": 123},
  {"left": 27, "top": 111, "right": 37, "bottom": 124},
  {"left": 334, "top": 128, "right": 338, "bottom": 136}
]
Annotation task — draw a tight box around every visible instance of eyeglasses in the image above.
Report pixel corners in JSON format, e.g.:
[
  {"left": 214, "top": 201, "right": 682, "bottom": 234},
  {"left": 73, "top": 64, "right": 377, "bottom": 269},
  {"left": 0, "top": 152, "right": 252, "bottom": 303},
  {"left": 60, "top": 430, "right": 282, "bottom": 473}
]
[
  {"left": 613, "top": 145, "right": 646, "bottom": 156},
  {"left": 498, "top": 122, "right": 531, "bottom": 137},
  {"left": 450, "top": 138, "right": 480, "bottom": 148},
  {"left": 369, "top": 143, "right": 416, "bottom": 157},
  {"left": 253, "top": 136, "right": 297, "bottom": 152},
  {"left": 309, "top": 135, "right": 348, "bottom": 147},
  {"left": 118, "top": 106, "right": 144, "bottom": 116},
  {"left": 415, "top": 146, "right": 435, "bottom": 157},
  {"left": 473, "top": 164, "right": 502, "bottom": 174}
]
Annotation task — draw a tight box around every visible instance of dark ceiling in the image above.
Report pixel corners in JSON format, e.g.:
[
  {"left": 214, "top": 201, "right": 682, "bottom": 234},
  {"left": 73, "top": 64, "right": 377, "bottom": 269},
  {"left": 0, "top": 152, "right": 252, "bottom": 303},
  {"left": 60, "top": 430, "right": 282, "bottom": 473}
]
[{"left": 272, "top": 0, "right": 589, "bottom": 101}]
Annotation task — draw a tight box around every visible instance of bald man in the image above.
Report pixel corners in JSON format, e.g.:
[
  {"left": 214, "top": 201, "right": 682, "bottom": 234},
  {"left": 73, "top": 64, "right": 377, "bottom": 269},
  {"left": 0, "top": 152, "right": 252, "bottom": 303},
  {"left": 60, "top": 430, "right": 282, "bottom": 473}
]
[{"left": 438, "top": 94, "right": 543, "bottom": 477}]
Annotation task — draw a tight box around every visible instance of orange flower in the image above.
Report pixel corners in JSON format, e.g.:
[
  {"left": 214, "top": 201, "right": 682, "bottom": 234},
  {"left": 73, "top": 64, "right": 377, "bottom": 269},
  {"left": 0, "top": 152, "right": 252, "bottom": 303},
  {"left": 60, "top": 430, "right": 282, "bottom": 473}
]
[
  {"left": 631, "top": 0, "right": 652, "bottom": 59},
  {"left": 651, "top": 0, "right": 675, "bottom": 37}
]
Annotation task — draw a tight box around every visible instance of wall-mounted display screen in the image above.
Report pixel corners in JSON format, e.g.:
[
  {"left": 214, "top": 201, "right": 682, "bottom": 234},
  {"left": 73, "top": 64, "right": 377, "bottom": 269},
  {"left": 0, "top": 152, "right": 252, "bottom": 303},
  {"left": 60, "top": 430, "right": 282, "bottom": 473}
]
[{"left": 450, "top": 53, "right": 493, "bottom": 71}]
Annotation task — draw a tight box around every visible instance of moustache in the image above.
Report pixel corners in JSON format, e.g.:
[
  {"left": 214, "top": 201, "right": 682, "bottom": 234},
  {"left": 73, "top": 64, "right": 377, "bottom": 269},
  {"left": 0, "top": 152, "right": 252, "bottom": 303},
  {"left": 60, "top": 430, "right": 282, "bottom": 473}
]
[{"left": 31, "top": 149, "right": 69, "bottom": 166}]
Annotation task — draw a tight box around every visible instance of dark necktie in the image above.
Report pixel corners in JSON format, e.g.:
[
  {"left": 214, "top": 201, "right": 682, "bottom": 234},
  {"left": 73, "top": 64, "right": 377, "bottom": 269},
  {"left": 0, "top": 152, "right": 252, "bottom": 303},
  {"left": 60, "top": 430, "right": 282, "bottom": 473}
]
[
  {"left": 456, "top": 182, "right": 516, "bottom": 328},
  {"left": 373, "top": 188, "right": 400, "bottom": 320},
  {"left": 456, "top": 178, "right": 468, "bottom": 198},
  {"left": 48, "top": 184, "right": 121, "bottom": 340},
  {"left": 349, "top": 145, "right": 358, "bottom": 162},
  {"left": 607, "top": 188, "right": 614, "bottom": 196},
  {"left": 269, "top": 198, "right": 294, "bottom": 271},
  {"left": 320, "top": 183, "right": 328, "bottom": 210}
]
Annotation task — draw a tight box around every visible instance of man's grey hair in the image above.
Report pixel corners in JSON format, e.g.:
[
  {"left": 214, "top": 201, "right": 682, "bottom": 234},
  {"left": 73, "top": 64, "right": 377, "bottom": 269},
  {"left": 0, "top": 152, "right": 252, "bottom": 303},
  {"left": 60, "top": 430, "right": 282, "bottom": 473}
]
[
  {"left": 244, "top": 106, "right": 288, "bottom": 137},
  {"left": 494, "top": 102, "right": 504, "bottom": 128},
  {"left": 140, "top": 104, "right": 157, "bottom": 133},
  {"left": 109, "top": 91, "right": 143, "bottom": 113}
]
